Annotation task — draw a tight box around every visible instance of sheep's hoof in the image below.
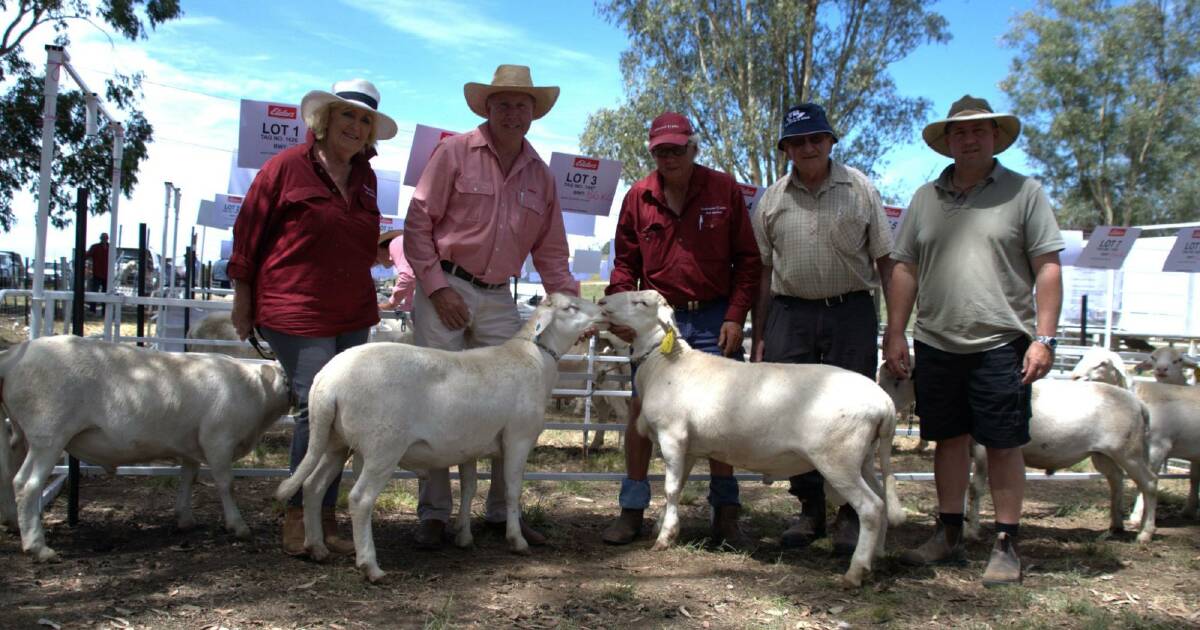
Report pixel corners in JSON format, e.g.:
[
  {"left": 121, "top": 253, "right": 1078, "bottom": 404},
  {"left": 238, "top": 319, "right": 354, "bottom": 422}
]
[
  {"left": 176, "top": 517, "right": 196, "bottom": 531},
  {"left": 1135, "top": 531, "right": 1153, "bottom": 544},
  {"left": 454, "top": 533, "right": 473, "bottom": 549},
  {"left": 29, "top": 546, "right": 59, "bottom": 563},
  {"left": 231, "top": 524, "right": 252, "bottom": 540},
  {"left": 308, "top": 544, "right": 330, "bottom": 563},
  {"left": 839, "top": 571, "right": 865, "bottom": 589},
  {"left": 363, "top": 566, "right": 387, "bottom": 583},
  {"left": 508, "top": 540, "right": 531, "bottom": 556},
  {"left": 651, "top": 540, "right": 671, "bottom": 552}
]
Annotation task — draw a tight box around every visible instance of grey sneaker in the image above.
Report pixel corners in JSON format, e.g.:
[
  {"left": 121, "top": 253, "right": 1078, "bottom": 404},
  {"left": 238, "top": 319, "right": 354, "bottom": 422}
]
[
  {"left": 898, "top": 521, "right": 966, "bottom": 566},
  {"left": 982, "top": 532, "right": 1022, "bottom": 587}
]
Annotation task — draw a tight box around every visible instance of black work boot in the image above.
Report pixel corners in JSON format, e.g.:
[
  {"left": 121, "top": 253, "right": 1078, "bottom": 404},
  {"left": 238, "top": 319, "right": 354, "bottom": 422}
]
[
  {"left": 780, "top": 500, "right": 827, "bottom": 549},
  {"left": 601, "top": 508, "right": 644, "bottom": 545},
  {"left": 830, "top": 504, "right": 860, "bottom": 556},
  {"left": 711, "top": 504, "right": 753, "bottom": 550}
]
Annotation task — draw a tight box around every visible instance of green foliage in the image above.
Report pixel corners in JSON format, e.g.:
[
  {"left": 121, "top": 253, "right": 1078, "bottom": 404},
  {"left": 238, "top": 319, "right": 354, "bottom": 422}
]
[
  {"left": 581, "top": 0, "right": 950, "bottom": 186},
  {"left": 1001, "top": 0, "right": 1200, "bottom": 228},
  {"left": 0, "top": 0, "right": 183, "bottom": 231}
]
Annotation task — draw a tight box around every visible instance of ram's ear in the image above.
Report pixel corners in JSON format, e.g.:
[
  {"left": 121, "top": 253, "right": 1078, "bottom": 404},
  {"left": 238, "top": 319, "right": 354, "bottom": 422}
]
[
  {"left": 532, "top": 305, "right": 555, "bottom": 336},
  {"left": 1183, "top": 354, "right": 1199, "bottom": 368},
  {"left": 656, "top": 298, "right": 676, "bottom": 332}
]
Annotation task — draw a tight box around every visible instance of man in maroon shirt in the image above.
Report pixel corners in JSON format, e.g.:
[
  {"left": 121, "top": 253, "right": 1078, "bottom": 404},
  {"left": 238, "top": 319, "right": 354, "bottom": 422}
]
[
  {"left": 601, "top": 112, "right": 761, "bottom": 547},
  {"left": 85, "top": 233, "right": 109, "bottom": 313}
]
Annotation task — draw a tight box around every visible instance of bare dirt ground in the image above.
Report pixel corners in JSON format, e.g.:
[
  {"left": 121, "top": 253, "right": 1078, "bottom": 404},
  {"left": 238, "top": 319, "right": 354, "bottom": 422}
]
[{"left": 2, "top": 309, "right": 1200, "bottom": 629}]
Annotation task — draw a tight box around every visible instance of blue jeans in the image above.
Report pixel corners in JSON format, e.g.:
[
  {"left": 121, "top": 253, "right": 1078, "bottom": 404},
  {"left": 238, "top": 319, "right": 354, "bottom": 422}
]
[
  {"left": 260, "top": 325, "right": 370, "bottom": 508},
  {"left": 620, "top": 299, "right": 743, "bottom": 510}
]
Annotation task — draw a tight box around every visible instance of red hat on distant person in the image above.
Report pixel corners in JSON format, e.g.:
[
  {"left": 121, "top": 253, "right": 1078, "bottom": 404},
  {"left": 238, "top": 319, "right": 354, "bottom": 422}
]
[{"left": 648, "top": 112, "right": 694, "bottom": 149}]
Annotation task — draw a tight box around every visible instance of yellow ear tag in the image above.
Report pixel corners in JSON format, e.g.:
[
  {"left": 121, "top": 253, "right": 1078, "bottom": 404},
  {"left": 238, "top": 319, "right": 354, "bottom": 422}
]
[{"left": 659, "top": 328, "right": 676, "bottom": 354}]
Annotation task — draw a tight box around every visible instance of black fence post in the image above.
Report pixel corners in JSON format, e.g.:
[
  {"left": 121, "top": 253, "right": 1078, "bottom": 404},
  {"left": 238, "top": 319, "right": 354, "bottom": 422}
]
[
  {"left": 136, "top": 224, "right": 147, "bottom": 347},
  {"left": 68, "top": 189, "right": 88, "bottom": 527},
  {"left": 1081, "top": 294, "right": 1088, "bottom": 346}
]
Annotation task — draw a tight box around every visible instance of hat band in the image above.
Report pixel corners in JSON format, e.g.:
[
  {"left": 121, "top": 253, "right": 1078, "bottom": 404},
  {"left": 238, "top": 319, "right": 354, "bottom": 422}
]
[{"left": 336, "top": 90, "right": 379, "bottom": 111}]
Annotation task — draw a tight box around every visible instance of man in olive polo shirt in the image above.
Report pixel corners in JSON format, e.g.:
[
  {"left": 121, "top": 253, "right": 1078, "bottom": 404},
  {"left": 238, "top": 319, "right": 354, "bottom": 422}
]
[
  {"left": 883, "top": 95, "right": 1063, "bottom": 587},
  {"left": 750, "top": 103, "right": 894, "bottom": 555}
]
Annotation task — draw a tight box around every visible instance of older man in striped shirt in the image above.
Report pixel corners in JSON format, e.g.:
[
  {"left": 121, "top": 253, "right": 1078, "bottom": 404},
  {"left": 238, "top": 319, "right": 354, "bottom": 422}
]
[{"left": 750, "top": 103, "right": 894, "bottom": 555}]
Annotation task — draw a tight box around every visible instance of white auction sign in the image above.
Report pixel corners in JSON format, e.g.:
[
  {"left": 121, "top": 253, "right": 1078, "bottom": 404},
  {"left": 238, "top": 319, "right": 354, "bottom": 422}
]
[
  {"left": 548, "top": 153, "right": 622, "bottom": 217},
  {"left": 403, "top": 124, "right": 459, "bottom": 187},
  {"left": 220, "top": 240, "right": 233, "bottom": 259},
  {"left": 572, "top": 249, "right": 602, "bottom": 275},
  {"left": 1074, "top": 226, "right": 1142, "bottom": 269},
  {"left": 1162, "top": 227, "right": 1200, "bottom": 273},
  {"left": 379, "top": 215, "right": 403, "bottom": 233},
  {"left": 212, "top": 194, "right": 244, "bottom": 230},
  {"left": 195, "top": 200, "right": 218, "bottom": 229},
  {"left": 238, "top": 100, "right": 307, "bottom": 170},
  {"left": 737, "top": 183, "right": 765, "bottom": 215},
  {"left": 883, "top": 204, "right": 907, "bottom": 238}
]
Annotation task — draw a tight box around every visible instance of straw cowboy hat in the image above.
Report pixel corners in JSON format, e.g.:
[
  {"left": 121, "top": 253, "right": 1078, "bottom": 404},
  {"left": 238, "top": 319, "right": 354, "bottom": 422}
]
[
  {"left": 301, "top": 78, "right": 399, "bottom": 140},
  {"left": 464, "top": 64, "right": 560, "bottom": 120},
  {"left": 922, "top": 95, "right": 1020, "bottom": 157}
]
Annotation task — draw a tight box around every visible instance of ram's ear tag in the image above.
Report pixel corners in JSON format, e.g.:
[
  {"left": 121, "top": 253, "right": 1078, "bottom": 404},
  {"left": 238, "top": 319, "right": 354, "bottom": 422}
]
[{"left": 659, "top": 328, "right": 676, "bottom": 354}]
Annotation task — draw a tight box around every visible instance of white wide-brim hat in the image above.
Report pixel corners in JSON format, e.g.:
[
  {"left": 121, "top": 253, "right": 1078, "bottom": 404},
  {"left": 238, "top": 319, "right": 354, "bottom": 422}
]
[
  {"left": 300, "top": 78, "right": 398, "bottom": 141},
  {"left": 464, "top": 64, "right": 559, "bottom": 120},
  {"left": 922, "top": 95, "right": 1020, "bottom": 157}
]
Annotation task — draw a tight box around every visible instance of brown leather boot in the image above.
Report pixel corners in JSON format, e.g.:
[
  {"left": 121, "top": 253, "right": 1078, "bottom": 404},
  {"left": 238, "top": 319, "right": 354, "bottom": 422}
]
[
  {"left": 711, "top": 504, "right": 752, "bottom": 550},
  {"left": 982, "top": 533, "right": 1022, "bottom": 587},
  {"left": 601, "top": 509, "right": 644, "bottom": 545},
  {"left": 899, "top": 520, "right": 966, "bottom": 566},
  {"left": 282, "top": 506, "right": 306, "bottom": 557},
  {"left": 321, "top": 508, "right": 355, "bottom": 555},
  {"left": 414, "top": 519, "right": 446, "bottom": 550}
]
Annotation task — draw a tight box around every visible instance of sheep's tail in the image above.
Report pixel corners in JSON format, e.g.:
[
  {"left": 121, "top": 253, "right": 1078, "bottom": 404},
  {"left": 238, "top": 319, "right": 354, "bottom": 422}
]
[
  {"left": 877, "top": 398, "right": 906, "bottom": 527},
  {"left": 275, "top": 378, "right": 337, "bottom": 502}
]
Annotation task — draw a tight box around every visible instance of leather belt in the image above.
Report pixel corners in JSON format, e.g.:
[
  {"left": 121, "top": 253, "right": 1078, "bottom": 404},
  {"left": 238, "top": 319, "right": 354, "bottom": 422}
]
[
  {"left": 440, "top": 260, "right": 507, "bottom": 291},
  {"left": 776, "top": 290, "right": 870, "bottom": 307},
  {"left": 670, "top": 299, "right": 719, "bottom": 312}
]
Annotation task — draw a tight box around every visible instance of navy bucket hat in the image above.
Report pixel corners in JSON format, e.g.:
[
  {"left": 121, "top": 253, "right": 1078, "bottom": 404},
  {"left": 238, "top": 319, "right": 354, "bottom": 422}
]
[{"left": 777, "top": 103, "right": 838, "bottom": 150}]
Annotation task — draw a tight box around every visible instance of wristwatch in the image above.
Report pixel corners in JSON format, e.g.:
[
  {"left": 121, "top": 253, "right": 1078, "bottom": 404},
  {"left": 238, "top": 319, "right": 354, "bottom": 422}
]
[{"left": 1035, "top": 335, "right": 1057, "bottom": 352}]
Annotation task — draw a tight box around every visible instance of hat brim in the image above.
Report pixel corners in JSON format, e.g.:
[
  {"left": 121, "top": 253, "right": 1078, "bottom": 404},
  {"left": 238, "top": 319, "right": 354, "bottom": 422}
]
[
  {"left": 378, "top": 229, "right": 403, "bottom": 245},
  {"left": 300, "top": 90, "right": 399, "bottom": 141},
  {"left": 922, "top": 112, "right": 1020, "bottom": 157},
  {"left": 648, "top": 133, "right": 692, "bottom": 150},
  {"left": 776, "top": 130, "right": 839, "bottom": 151},
  {"left": 463, "top": 83, "right": 560, "bottom": 120}
]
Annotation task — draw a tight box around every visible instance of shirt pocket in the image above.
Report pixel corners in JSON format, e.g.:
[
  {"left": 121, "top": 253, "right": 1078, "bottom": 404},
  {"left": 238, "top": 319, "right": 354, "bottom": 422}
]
[
  {"left": 696, "top": 208, "right": 732, "bottom": 261},
  {"left": 510, "top": 187, "right": 545, "bottom": 236},
  {"left": 830, "top": 209, "right": 868, "bottom": 256},
  {"left": 452, "top": 177, "right": 495, "bottom": 223},
  {"left": 639, "top": 223, "right": 671, "bottom": 271}
]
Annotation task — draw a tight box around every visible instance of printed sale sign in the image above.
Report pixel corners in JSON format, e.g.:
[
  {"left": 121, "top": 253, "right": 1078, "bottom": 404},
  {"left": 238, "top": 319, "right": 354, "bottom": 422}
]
[
  {"left": 548, "top": 152, "right": 622, "bottom": 217},
  {"left": 883, "top": 205, "right": 907, "bottom": 237},
  {"left": 1074, "top": 225, "right": 1142, "bottom": 269},
  {"left": 211, "top": 194, "right": 244, "bottom": 230},
  {"left": 1162, "top": 227, "right": 1200, "bottom": 273},
  {"left": 237, "top": 99, "right": 308, "bottom": 170},
  {"left": 738, "top": 183, "right": 765, "bottom": 215},
  {"left": 403, "top": 124, "right": 460, "bottom": 187}
]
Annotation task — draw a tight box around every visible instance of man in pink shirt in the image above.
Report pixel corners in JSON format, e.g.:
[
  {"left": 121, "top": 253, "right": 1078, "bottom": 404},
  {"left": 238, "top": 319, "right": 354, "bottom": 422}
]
[
  {"left": 404, "top": 64, "right": 578, "bottom": 550},
  {"left": 376, "top": 228, "right": 415, "bottom": 312}
]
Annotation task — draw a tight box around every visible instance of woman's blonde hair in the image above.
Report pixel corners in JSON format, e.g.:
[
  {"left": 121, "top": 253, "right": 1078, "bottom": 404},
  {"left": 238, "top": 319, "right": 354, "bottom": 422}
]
[{"left": 306, "top": 102, "right": 378, "bottom": 150}]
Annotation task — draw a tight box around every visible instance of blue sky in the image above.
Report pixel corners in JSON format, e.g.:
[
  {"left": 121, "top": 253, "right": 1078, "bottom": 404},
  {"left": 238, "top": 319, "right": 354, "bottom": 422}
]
[{"left": 1, "top": 0, "right": 1038, "bottom": 263}]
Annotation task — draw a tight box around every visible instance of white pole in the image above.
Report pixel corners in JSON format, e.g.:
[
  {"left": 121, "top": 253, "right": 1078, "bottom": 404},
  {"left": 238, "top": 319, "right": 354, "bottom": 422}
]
[
  {"left": 103, "top": 123, "right": 125, "bottom": 341},
  {"left": 160, "top": 182, "right": 172, "bottom": 295},
  {"left": 1104, "top": 269, "right": 1115, "bottom": 349},
  {"left": 170, "top": 187, "right": 181, "bottom": 295},
  {"left": 30, "top": 45, "right": 65, "bottom": 339}
]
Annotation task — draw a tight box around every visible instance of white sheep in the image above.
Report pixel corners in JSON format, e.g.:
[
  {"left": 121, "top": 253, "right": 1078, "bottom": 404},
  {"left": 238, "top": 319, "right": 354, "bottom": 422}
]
[
  {"left": 185, "top": 311, "right": 260, "bottom": 359},
  {"left": 1136, "top": 346, "right": 1197, "bottom": 385},
  {"left": 1070, "top": 347, "right": 1130, "bottom": 389},
  {"left": 966, "top": 380, "right": 1158, "bottom": 543},
  {"left": 876, "top": 362, "right": 924, "bottom": 452},
  {"left": 274, "top": 293, "right": 603, "bottom": 582},
  {"left": 598, "top": 290, "right": 903, "bottom": 588},
  {"left": 1129, "top": 381, "right": 1200, "bottom": 524},
  {"left": 0, "top": 336, "right": 292, "bottom": 561}
]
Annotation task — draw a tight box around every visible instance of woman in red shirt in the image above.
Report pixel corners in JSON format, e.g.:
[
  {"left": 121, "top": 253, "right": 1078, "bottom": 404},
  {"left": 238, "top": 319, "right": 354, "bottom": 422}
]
[{"left": 228, "top": 79, "right": 398, "bottom": 558}]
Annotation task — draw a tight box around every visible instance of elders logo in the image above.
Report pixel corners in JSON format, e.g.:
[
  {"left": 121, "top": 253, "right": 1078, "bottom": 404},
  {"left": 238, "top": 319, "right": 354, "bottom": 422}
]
[
  {"left": 1193, "top": 229, "right": 1200, "bottom": 238},
  {"left": 738, "top": 184, "right": 756, "bottom": 196},
  {"left": 1109, "top": 227, "right": 1126, "bottom": 237},
  {"left": 573, "top": 157, "right": 600, "bottom": 170},
  {"left": 884, "top": 205, "right": 903, "bottom": 218},
  {"left": 268, "top": 105, "right": 297, "bottom": 120}
]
